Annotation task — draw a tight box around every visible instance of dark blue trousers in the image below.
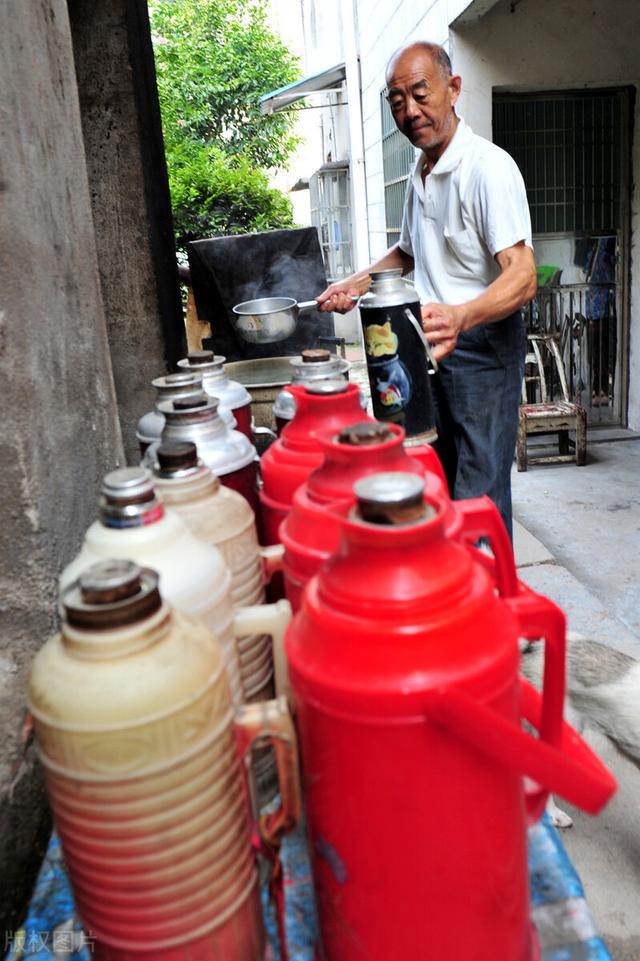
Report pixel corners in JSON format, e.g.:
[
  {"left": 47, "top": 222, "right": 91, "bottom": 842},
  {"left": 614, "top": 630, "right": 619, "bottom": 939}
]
[{"left": 431, "top": 312, "right": 526, "bottom": 540}]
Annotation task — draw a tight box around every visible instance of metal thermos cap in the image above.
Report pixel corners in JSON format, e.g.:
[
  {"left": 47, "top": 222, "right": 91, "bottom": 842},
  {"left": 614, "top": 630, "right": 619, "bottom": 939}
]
[
  {"left": 156, "top": 442, "right": 198, "bottom": 472},
  {"left": 102, "top": 467, "right": 154, "bottom": 502},
  {"left": 370, "top": 268, "right": 403, "bottom": 282},
  {"left": 187, "top": 350, "right": 215, "bottom": 365},
  {"left": 354, "top": 472, "right": 426, "bottom": 525},
  {"left": 338, "top": 422, "right": 394, "bottom": 446},
  {"left": 154, "top": 372, "right": 202, "bottom": 389},
  {"left": 302, "top": 349, "right": 332, "bottom": 364},
  {"left": 305, "top": 379, "right": 349, "bottom": 396},
  {"left": 173, "top": 391, "right": 211, "bottom": 411},
  {"left": 63, "top": 560, "right": 162, "bottom": 629}
]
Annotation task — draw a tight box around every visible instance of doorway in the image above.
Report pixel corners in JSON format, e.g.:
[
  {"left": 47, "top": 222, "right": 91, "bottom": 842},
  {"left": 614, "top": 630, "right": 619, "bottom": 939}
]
[{"left": 493, "top": 88, "right": 632, "bottom": 425}]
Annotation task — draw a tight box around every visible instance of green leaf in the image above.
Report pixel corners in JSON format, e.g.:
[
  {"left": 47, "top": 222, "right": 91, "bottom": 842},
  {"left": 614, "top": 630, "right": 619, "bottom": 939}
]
[{"left": 149, "top": 0, "right": 302, "bottom": 246}]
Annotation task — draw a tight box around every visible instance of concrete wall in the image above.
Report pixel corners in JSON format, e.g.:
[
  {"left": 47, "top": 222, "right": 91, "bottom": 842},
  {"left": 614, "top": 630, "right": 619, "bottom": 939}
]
[
  {"left": 450, "top": 0, "right": 640, "bottom": 428},
  {"left": 68, "top": 0, "right": 186, "bottom": 463},
  {"left": 0, "top": 0, "right": 124, "bottom": 935},
  {"left": 357, "top": 0, "right": 451, "bottom": 259}
]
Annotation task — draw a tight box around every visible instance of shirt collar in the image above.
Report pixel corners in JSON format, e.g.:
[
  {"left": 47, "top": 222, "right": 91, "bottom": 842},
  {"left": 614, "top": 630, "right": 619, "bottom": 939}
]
[{"left": 411, "top": 115, "right": 473, "bottom": 191}]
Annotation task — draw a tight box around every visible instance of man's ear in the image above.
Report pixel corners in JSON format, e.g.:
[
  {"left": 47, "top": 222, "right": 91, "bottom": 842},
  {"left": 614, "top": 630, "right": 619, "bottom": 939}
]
[{"left": 449, "top": 74, "right": 462, "bottom": 107}]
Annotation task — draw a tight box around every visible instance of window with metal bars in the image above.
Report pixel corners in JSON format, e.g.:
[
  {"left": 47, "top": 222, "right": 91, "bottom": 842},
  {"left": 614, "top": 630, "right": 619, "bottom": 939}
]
[
  {"left": 381, "top": 93, "right": 416, "bottom": 247},
  {"left": 493, "top": 91, "right": 624, "bottom": 235}
]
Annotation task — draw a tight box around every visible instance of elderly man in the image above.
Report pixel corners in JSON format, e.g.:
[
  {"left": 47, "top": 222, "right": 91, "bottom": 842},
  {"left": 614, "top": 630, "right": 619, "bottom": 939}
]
[{"left": 317, "top": 41, "right": 536, "bottom": 538}]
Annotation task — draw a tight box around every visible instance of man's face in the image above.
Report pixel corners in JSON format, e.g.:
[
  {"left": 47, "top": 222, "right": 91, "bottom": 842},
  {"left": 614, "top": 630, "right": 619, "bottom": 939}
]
[{"left": 385, "top": 49, "right": 461, "bottom": 155}]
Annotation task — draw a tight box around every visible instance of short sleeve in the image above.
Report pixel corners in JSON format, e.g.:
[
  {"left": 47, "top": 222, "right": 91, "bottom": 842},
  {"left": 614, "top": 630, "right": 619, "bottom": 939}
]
[
  {"left": 398, "top": 177, "right": 415, "bottom": 256},
  {"left": 468, "top": 150, "right": 533, "bottom": 257}
]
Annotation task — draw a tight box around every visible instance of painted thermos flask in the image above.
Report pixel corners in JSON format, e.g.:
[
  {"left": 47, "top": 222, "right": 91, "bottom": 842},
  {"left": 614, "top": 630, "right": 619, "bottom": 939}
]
[
  {"left": 29, "top": 559, "right": 300, "bottom": 961},
  {"left": 358, "top": 268, "right": 437, "bottom": 443}
]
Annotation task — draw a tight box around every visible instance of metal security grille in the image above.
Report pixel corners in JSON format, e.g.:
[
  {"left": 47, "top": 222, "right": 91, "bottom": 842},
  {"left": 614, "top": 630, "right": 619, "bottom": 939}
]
[
  {"left": 493, "top": 92, "right": 623, "bottom": 234},
  {"left": 381, "top": 93, "right": 415, "bottom": 247}
]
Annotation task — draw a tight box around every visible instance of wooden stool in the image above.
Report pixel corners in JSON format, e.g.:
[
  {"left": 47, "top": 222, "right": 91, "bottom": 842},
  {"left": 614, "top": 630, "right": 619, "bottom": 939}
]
[{"left": 517, "top": 334, "right": 587, "bottom": 471}]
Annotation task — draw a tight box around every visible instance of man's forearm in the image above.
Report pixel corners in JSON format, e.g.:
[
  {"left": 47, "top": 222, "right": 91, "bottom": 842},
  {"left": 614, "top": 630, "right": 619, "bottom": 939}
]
[
  {"left": 421, "top": 242, "right": 537, "bottom": 361},
  {"left": 347, "top": 245, "right": 415, "bottom": 293}
]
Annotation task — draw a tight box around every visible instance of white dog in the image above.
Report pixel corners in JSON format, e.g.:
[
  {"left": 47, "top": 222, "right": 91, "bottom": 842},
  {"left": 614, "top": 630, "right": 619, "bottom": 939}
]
[{"left": 520, "top": 633, "right": 638, "bottom": 827}]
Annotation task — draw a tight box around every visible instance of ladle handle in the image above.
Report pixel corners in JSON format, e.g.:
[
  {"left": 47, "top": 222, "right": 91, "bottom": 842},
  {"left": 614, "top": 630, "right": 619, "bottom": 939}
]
[{"left": 299, "top": 296, "right": 359, "bottom": 313}]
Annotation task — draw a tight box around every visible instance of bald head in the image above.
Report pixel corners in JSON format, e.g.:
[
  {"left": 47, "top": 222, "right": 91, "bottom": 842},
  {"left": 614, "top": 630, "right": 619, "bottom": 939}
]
[
  {"left": 386, "top": 42, "right": 453, "bottom": 85},
  {"left": 384, "top": 42, "right": 461, "bottom": 158}
]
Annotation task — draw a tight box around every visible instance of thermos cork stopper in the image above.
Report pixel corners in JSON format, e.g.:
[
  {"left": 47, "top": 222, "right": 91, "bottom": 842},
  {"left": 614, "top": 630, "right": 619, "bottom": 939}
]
[
  {"left": 157, "top": 442, "right": 198, "bottom": 472},
  {"left": 305, "top": 379, "right": 349, "bottom": 396},
  {"left": 338, "top": 422, "right": 394, "bottom": 446},
  {"left": 187, "top": 350, "right": 215, "bottom": 365},
  {"left": 354, "top": 472, "right": 426, "bottom": 525},
  {"left": 301, "top": 349, "right": 332, "bottom": 363},
  {"left": 63, "top": 561, "right": 162, "bottom": 629},
  {"left": 79, "top": 560, "right": 143, "bottom": 604}
]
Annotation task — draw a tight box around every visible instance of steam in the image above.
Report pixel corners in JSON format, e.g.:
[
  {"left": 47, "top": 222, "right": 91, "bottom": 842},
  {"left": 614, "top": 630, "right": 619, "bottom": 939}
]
[{"left": 235, "top": 252, "right": 320, "bottom": 305}]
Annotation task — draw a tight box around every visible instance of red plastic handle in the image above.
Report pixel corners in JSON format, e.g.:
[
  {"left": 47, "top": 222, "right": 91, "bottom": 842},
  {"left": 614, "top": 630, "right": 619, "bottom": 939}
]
[
  {"left": 519, "top": 678, "right": 617, "bottom": 811},
  {"left": 427, "top": 586, "right": 617, "bottom": 822},
  {"left": 505, "top": 585, "right": 566, "bottom": 821},
  {"left": 455, "top": 496, "right": 519, "bottom": 598},
  {"left": 428, "top": 681, "right": 617, "bottom": 820}
]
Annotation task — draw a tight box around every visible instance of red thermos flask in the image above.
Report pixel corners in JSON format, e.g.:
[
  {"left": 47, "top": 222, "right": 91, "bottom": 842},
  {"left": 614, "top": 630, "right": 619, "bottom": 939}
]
[
  {"left": 280, "top": 421, "right": 446, "bottom": 610},
  {"left": 285, "top": 472, "right": 616, "bottom": 961},
  {"left": 259, "top": 380, "right": 374, "bottom": 545}
]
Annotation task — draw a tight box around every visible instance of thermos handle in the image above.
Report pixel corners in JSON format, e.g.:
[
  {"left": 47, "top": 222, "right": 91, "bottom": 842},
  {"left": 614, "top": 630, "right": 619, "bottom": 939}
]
[
  {"left": 234, "top": 695, "right": 302, "bottom": 847},
  {"left": 404, "top": 308, "right": 439, "bottom": 372},
  {"left": 455, "top": 496, "right": 519, "bottom": 599},
  {"left": 429, "top": 579, "right": 617, "bottom": 821},
  {"left": 518, "top": 677, "right": 617, "bottom": 814},
  {"left": 233, "top": 599, "right": 292, "bottom": 699},
  {"left": 259, "top": 543, "right": 285, "bottom": 584},
  {"left": 428, "top": 681, "right": 616, "bottom": 820},
  {"left": 506, "top": 586, "right": 566, "bottom": 821},
  {"left": 253, "top": 425, "right": 278, "bottom": 444},
  {"left": 405, "top": 445, "right": 448, "bottom": 486}
]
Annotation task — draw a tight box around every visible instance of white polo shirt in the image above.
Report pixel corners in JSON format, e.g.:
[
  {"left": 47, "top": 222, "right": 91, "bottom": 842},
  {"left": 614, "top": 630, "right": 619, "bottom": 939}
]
[{"left": 398, "top": 117, "right": 533, "bottom": 305}]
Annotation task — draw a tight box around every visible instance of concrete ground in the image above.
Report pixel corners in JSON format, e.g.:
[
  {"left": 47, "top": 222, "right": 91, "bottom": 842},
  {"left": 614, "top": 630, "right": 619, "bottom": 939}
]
[{"left": 512, "top": 434, "right": 640, "bottom": 961}]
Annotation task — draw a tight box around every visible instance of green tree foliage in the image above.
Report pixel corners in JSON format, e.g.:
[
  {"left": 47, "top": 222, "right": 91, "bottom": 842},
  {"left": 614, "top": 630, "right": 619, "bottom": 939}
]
[{"left": 149, "top": 0, "right": 302, "bottom": 248}]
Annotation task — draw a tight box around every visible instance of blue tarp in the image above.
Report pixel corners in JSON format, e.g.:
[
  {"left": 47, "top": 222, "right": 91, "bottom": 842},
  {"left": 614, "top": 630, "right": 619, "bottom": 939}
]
[{"left": 5, "top": 814, "right": 611, "bottom": 961}]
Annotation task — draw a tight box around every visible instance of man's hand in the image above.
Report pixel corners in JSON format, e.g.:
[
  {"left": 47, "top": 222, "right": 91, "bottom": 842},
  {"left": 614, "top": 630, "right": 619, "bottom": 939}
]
[
  {"left": 421, "top": 302, "right": 465, "bottom": 361},
  {"left": 316, "top": 278, "right": 367, "bottom": 314}
]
